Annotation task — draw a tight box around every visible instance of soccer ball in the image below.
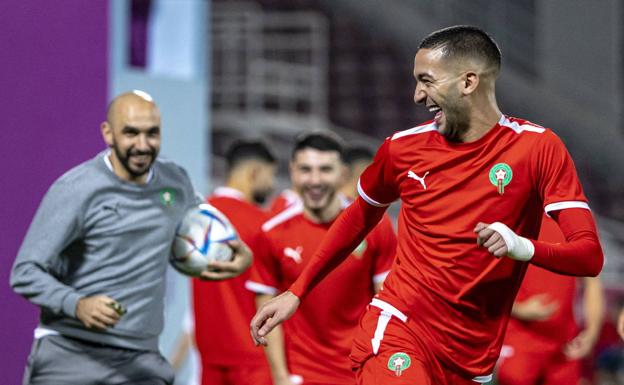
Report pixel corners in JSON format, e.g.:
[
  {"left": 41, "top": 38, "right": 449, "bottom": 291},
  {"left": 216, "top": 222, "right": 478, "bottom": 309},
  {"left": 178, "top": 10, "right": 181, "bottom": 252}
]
[{"left": 170, "top": 203, "right": 238, "bottom": 277}]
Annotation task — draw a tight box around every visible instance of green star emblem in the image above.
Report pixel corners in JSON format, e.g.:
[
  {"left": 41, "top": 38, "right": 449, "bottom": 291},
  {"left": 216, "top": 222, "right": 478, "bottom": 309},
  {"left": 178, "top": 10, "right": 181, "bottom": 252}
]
[
  {"left": 160, "top": 188, "right": 176, "bottom": 207},
  {"left": 387, "top": 352, "right": 411, "bottom": 377},
  {"left": 489, "top": 163, "right": 513, "bottom": 195}
]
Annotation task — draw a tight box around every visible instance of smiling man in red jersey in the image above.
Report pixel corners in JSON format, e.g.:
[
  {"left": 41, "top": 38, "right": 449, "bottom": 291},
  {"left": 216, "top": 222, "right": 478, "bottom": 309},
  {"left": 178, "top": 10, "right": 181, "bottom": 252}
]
[
  {"left": 251, "top": 25, "right": 604, "bottom": 385},
  {"left": 193, "top": 139, "right": 277, "bottom": 385},
  {"left": 247, "top": 131, "right": 396, "bottom": 385}
]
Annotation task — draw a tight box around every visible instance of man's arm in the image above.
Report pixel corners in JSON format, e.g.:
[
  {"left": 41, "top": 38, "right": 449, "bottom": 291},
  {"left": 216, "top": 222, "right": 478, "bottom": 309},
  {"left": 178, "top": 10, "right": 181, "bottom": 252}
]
[
  {"left": 250, "top": 197, "right": 386, "bottom": 345},
  {"left": 475, "top": 208, "right": 603, "bottom": 276},
  {"left": 10, "top": 181, "right": 123, "bottom": 329},
  {"left": 255, "top": 294, "right": 296, "bottom": 385},
  {"left": 564, "top": 276, "right": 605, "bottom": 359},
  {"left": 10, "top": 180, "right": 86, "bottom": 317}
]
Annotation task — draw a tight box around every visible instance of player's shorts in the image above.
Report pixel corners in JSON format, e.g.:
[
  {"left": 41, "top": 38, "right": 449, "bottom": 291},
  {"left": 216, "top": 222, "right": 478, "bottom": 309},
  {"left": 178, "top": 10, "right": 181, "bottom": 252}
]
[
  {"left": 350, "top": 299, "right": 492, "bottom": 385},
  {"left": 201, "top": 362, "right": 272, "bottom": 385},
  {"left": 497, "top": 338, "right": 581, "bottom": 385},
  {"left": 23, "top": 334, "right": 174, "bottom": 385}
]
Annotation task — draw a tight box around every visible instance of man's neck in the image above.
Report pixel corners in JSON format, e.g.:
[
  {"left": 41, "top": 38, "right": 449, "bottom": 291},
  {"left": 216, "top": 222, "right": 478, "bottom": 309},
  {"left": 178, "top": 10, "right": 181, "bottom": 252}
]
[
  {"left": 225, "top": 179, "right": 252, "bottom": 203},
  {"left": 457, "top": 102, "right": 502, "bottom": 143}
]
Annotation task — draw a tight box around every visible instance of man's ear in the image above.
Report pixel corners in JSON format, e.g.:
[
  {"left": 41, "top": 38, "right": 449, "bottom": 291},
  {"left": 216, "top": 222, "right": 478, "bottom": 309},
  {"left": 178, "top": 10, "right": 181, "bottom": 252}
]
[
  {"left": 462, "top": 71, "right": 479, "bottom": 95},
  {"left": 101, "top": 121, "right": 114, "bottom": 148}
]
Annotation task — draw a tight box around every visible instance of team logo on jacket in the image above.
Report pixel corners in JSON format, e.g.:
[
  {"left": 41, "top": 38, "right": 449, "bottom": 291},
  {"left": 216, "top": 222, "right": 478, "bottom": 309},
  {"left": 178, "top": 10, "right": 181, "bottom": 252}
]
[
  {"left": 488, "top": 163, "right": 512, "bottom": 195},
  {"left": 160, "top": 188, "right": 176, "bottom": 207},
  {"left": 387, "top": 352, "right": 411, "bottom": 376}
]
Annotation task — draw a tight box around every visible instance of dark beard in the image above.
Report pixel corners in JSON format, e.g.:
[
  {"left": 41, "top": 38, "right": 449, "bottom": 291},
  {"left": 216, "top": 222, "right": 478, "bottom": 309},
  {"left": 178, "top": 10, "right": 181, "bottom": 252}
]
[
  {"left": 113, "top": 144, "right": 157, "bottom": 177},
  {"left": 441, "top": 105, "right": 470, "bottom": 143},
  {"left": 252, "top": 189, "right": 272, "bottom": 205}
]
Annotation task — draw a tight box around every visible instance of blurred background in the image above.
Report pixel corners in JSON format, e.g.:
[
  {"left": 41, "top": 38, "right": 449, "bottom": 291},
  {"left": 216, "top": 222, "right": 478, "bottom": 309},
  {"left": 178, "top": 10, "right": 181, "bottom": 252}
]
[{"left": 1, "top": 1, "right": 623, "bottom": 384}]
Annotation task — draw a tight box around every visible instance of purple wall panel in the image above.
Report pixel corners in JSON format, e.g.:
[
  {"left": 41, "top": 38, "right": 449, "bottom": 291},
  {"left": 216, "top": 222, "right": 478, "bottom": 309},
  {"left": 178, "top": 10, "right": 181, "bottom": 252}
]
[{"left": 0, "top": 2, "right": 108, "bottom": 382}]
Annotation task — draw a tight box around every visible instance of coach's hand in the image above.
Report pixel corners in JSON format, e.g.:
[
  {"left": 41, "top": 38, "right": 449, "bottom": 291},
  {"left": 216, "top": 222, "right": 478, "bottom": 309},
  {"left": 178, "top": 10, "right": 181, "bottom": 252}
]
[
  {"left": 200, "top": 239, "right": 252, "bottom": 281},
  {"left": 251, "top": 291, "right": 300, "bottom": 346},
  {"left": 511, "top": 294, "right": 559, "bottom": 321},
  {"left": 475, "top": 222, "right": 535, "bottom": 261},
  {"left": 76, "top": 295, "right": 122, "bottom": 330}
]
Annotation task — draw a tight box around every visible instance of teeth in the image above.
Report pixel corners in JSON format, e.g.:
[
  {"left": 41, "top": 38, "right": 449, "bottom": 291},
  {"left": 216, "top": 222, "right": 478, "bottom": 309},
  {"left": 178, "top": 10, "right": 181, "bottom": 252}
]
[{"left": 428, "top": 106, "right": 440, "bottom": 113}]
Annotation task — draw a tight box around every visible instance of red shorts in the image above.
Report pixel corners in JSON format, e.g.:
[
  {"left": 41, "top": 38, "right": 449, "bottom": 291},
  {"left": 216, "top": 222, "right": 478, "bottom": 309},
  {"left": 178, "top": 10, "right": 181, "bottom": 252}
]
[
  {"left": 350, "top": 299, "right": 490, "bottom": 385},
  {"left": 201, "top": 362, "right": 272, "bottom": 385},
  {"left": 497, "top": 338, "right": 581, "bottom": 385}
]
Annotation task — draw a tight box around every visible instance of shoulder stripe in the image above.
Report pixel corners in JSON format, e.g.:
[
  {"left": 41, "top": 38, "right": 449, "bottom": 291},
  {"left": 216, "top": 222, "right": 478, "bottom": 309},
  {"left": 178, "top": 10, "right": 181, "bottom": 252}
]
[
  {"left": 357, "top": 179, "right": 391, "bottom": 207},
  {"left": 262, "top": 202, "right": 303, "bottom": 232},
  {"left": 544, "top": 201, "right": 590, "bottom": 214},
  {"left": 500, "top": 115, "right": 545, "bottom": 134},
  {"left": 245, "top": 281, "right": 278, "bottom": 295},
  {"left": 391, "top": 122, "right": 437, "bottom": 140}
]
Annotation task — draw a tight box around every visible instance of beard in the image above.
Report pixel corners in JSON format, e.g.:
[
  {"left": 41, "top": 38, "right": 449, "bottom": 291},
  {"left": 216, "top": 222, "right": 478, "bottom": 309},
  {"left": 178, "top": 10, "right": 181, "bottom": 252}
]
[
  {"left": 440, "top": 101, "right": 470, "bottom": 143},
  {"left": 112, "top": 143, "right": 157, "bottom": 177},
  {"left": 252, "top": 188, "right": 273, "bottom": 205}
]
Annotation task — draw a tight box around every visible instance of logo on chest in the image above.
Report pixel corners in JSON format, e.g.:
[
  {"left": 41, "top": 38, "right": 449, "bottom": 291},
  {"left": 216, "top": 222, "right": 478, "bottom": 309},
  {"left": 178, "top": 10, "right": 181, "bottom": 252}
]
[
  {"left": 160, "top": 188, "right": 176, "bottom": 207},
  {"left": 283, "top": 246, "right": 303, "bottom": 263},
  {"left": 488, "top": 163, "right": 513, "bottom": 195},
  {"left": 406, "top": 170, "right": 429, "bottom": 190}
]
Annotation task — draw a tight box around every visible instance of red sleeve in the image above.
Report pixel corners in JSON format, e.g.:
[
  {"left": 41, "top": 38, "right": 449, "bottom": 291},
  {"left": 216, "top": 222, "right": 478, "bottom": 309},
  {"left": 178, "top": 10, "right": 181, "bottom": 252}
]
[
  {"left": 245, "top": 231, "right": 280, "bottom": 295},
  {"left": 530, "top": 208, "right": 603, "bottom": 276},
  {"left": 289, "top": 197, "right": 386, "bottom": 298},
  {"left": 535, "top": 131, "right": 588, "bottom": 212},
  {"left": 358, "top": 139, "right": 400, "bottom": 207},
  {"left": 370, "top": 214, "right": 396, "bottom": 284}
]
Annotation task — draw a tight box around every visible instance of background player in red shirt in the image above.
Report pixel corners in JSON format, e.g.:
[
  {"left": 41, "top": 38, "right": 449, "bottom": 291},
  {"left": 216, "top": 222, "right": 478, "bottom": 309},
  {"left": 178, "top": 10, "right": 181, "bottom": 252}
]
[
  {"left": 251, "top": 25, "right": 604, "bottom": 385},
  {"left": 192, "top": 140, "right": 277, "bottom": 385},
  {"left": 340, "top": 145, "right": 375, "bottom": 202},
  {"left": 247, "top": 132, "right": 396, "bottom": 385},
  {"left": 497, "top": 214, "right": 605, "bottom": 385}
]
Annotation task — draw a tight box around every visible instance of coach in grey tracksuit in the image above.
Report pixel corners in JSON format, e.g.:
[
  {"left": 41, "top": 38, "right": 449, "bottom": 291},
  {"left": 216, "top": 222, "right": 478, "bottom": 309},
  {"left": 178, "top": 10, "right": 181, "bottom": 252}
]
[{"left": 11, "top": 91, "right": 251, "bottom": 385}]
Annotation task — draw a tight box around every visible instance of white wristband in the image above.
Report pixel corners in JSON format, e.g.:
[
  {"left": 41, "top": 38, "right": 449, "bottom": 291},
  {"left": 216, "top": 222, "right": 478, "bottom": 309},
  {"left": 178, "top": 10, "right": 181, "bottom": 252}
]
[{"left": 487, "top": 222, "right": 535, "bottom": 261}]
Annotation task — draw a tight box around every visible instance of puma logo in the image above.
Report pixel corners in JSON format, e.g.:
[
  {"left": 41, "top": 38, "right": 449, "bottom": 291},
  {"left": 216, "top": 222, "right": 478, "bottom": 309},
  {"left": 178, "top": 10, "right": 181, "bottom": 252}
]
[
  {"left": 284, "top": 246, "right": 303, "bottom": 263},
  {"left": 407, "top": 170, "right": 429, "bottom": 190},
  {"left": 102, "top": 203, "right": 120, "bottom": 216}
]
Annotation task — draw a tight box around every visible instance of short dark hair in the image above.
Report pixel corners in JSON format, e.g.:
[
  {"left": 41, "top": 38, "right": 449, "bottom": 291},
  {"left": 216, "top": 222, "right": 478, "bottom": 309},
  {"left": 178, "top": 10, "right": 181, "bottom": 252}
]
[
  {"left": 225, "top": 139, "right": 276, "bottom": 170},
  {"left": 291, "top": 130, "right": 345, "bottom": 161},
  {"left": 344, "top": 145, "right": 374, "bottom": 166},
  {"left": 418, "top": 25, "right": 501, "bottom": 74}
]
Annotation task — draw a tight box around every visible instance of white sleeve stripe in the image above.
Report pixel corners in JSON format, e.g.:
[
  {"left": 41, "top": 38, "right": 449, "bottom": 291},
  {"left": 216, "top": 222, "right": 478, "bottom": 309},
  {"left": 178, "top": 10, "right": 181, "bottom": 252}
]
[
  {"left": 357, "top": 179, "right": 390, "bottom": 207},
  {"left": 544, "top": 201, "right": 590, "bottom": 213},
  {"left": 244, "top": 281, "right": 279, "bottom": 295},
  {"left": 373, "top": 271, "right": 390, "bottom": 284}
]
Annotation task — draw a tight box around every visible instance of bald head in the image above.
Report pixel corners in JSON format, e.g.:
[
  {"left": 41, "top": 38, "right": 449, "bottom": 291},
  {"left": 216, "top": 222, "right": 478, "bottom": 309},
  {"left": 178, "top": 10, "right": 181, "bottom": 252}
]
[
  {"left": 106, "top": 91, "right": 160, "bottom": 127},
  {"left": 101, "top": 91, "right": 161, "bottom": 183}
]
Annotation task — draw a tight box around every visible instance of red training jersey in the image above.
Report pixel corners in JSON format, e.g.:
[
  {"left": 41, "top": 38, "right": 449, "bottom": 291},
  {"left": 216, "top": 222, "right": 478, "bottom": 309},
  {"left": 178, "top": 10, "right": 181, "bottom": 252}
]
[
  {"left": 505, "top": 214, "right": 579, "bottom": 344},
  {"left": 192, "top": 187, "right": 270, "bottom": 366},
  {"left": 247, "top": 203, "right": 396, "bottom": 384},
  {"left": 357, "top": 115, "right": 589, "bottom": 378}
]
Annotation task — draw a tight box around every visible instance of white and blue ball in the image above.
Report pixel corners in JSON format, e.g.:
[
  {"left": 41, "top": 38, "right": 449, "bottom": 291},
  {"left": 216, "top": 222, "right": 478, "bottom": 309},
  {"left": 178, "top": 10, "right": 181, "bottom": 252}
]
[{"left": 170, "top": 203, "right": 238, "bottom": 277}]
